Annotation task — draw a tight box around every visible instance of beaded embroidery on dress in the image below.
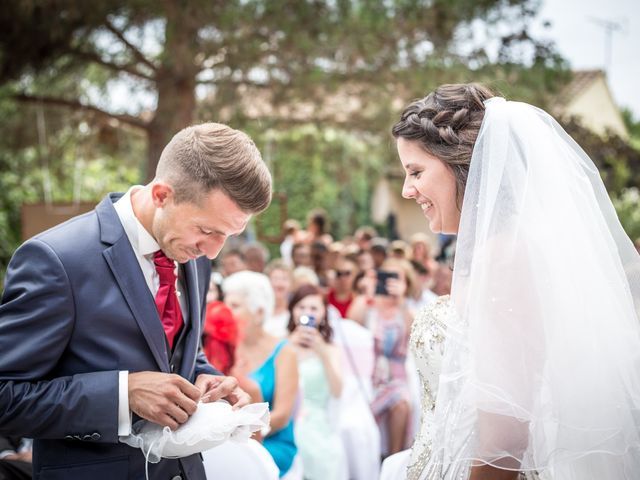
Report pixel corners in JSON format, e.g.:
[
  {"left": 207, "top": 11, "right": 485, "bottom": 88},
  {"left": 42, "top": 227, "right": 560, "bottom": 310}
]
[
  {"left": 405, "top": 295, "right": 449, "bottom": 480},
  {"left": 405, "top": 296, "right": 541, "bottom": 480}
]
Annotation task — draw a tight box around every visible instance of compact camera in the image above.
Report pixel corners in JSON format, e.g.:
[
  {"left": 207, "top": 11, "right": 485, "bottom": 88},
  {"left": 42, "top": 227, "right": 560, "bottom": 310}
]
[
  {"left": 375, "top": 270, "right": 399, "bottom": 296},
  {"left": 299, "top": 315, "right": 316, "bottom": 328}
]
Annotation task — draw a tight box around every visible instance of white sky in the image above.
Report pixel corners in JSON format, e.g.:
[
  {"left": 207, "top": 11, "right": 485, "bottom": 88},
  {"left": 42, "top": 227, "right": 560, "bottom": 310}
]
[{"left": 534, "top": 0, "right": 640, "bottom": 116}]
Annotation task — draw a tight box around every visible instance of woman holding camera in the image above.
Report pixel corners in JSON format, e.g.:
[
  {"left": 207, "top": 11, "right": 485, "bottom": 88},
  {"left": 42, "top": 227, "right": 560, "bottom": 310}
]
[
  {"left": 287, "top": 284, "right": 346, "bottom": 480},
  {"left": 347, "top": 258, "right": 416, "bottom": 457}
]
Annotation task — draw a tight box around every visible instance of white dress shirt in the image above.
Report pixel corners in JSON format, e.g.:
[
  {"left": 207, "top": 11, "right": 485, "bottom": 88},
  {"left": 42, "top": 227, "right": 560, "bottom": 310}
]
[{"left": 113, "top": 186, "right": 187, "bottom": 435}]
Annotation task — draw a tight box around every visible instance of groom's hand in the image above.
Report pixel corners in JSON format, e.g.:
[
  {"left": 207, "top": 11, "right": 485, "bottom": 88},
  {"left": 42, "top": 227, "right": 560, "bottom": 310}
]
[
  {"left": 128, "top": 371, "right": 201, "bottom": 430},
  {"left": 195, "top": 374, "right": 251, "bottom": 410}
]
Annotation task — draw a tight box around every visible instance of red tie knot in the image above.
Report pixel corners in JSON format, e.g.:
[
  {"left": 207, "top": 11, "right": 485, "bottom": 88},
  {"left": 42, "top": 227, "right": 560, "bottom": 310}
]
[{"left": 153, "top": 250, "right": 176, "bottom": 284}]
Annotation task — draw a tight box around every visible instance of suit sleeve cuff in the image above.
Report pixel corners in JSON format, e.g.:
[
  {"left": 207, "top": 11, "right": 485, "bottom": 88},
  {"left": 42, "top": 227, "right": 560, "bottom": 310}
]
[{"left": 118, "top": 370, "right": 132, "bottom": 436}]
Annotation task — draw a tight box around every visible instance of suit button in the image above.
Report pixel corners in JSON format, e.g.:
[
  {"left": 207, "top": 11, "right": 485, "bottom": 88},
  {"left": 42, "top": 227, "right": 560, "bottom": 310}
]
[
  {"left": 91, "top": 432, "right": 101, "bottom": 441},
  {"left": 170, "top": 364, "right": 175, "bottom": 372},
  {"left": 170, "top": 476, "right": 182, "bottom": 480},
  {"left": 83, "top": 434, "right": 93, "bottom": 441},
  {"left": 64, "top": 435, "right": 73, "bottom": 440}
]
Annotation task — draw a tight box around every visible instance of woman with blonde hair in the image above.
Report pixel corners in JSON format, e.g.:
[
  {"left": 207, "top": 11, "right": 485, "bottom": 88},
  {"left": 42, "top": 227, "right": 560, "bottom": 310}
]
[{"left": 348, "top": 257, "right": 416, "bottom": 457}]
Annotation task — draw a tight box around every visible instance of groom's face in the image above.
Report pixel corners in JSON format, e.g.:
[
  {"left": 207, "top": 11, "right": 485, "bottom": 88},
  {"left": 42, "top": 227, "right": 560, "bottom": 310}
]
[{"left": 151, "top": 184, "right": 251, "bottom": 263}]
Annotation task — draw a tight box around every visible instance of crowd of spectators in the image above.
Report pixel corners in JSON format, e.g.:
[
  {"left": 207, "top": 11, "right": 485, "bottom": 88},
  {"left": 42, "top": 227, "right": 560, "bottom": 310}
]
[
  {"left": 1, "top": 208, "right": 454, "bottom": 480},
  {"left": 203, "top": 209, "right": 455, "bottom": 479}
]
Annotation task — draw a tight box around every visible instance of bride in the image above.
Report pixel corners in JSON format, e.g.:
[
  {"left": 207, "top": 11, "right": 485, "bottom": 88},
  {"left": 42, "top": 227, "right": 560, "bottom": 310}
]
[{"left": 381, "top": 83, "right": 640, "bottom": 479}]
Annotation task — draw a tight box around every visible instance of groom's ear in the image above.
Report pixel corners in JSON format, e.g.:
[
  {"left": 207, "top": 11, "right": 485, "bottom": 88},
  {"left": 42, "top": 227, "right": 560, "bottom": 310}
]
[{"left": 151, "top": 182, "right": 175, "bottom": 207}]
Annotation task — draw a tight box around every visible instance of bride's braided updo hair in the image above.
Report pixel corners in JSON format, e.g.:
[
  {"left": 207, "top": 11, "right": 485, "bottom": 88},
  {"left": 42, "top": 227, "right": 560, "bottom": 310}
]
[{"left": 392, "top": 83, "right": 496, "bottom": 202}]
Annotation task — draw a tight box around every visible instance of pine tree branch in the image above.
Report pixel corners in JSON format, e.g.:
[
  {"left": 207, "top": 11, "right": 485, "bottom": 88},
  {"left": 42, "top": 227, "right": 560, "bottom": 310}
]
[
  {"left": 196, "top": 78, "right": 274, "bottom": 88},
  {"left": 71, "top": 49, "right": 155, "bottom": 81},
  {"left": 12, "top": 93, "right": 149, "bottom": 130},
  {"left": 103, "top": 18, "right": 158, "bottom": 73}
]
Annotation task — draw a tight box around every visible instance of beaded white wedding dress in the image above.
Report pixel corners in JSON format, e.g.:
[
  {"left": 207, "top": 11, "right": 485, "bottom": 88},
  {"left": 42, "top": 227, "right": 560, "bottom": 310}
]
[{"left": 380, "top": 296, "right": 543, "bottom": 480}]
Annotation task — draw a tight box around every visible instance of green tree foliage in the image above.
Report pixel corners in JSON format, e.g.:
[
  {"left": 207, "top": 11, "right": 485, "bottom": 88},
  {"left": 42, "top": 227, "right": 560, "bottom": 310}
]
[
  {"left": 0, "top": 94, "right": 141, "bottom": 278},
  {"left": 612, "top": 188, "right": 640, "bottom": 242},
  {"left": 557, "top": 113, "right": 640, "bottom": 240},
  {"left": 0, "top": 0, "right": 573, "bottom": 277},
  {"left": 249, "top": 125, "right": 386, "bottom": 244},
  {"left": 562, "top": 118, "right": 640, "bottom": 193},
  {"left": 0, "top": 0, "right": 553, "bottom": 176},
  {"left": 622, "top": 108, "right": 640, "bottom": 151}
]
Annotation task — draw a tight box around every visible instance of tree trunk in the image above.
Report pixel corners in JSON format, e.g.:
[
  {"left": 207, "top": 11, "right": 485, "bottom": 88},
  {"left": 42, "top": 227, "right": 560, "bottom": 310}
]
[{"left": 145, "top": 2, "right": 199, "bottom": 180}]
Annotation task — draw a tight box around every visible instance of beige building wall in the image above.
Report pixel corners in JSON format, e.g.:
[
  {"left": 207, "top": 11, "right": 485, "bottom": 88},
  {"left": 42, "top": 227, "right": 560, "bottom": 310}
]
[
  {"left": 392, "top": 194, "right": 437, "bottom": 242},
  {"left": 373, "top": 177, "right": 438, "bottom": 246},
  {"left": 561, "top": 76, "right": 628, "bottom": 139},
  {"left": 21, "top": 203, "right": 95, "bottom": 241}
]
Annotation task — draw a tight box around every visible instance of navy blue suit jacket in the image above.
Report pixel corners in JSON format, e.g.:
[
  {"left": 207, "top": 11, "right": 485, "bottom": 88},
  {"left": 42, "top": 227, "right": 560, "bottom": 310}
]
[{"left": 0, "top": 193, "right": 218, "bottom": 479}]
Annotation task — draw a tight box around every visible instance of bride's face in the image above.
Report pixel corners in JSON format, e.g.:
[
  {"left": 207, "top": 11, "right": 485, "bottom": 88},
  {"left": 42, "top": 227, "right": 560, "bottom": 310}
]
[{"left": 398, "top": 138, "right": 460, "bottom": 234}]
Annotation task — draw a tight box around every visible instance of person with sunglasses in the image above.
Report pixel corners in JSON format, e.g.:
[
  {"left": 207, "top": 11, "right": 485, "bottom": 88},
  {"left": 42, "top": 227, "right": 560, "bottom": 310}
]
[{"left": 327, "top": 256, "right": 359, "bottom": 319}]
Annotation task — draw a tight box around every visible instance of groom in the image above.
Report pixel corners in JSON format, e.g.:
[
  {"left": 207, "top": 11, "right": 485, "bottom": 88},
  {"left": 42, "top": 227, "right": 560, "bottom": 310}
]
[{"left": 0, "top": 123, "right": 272, "bottom": 479}]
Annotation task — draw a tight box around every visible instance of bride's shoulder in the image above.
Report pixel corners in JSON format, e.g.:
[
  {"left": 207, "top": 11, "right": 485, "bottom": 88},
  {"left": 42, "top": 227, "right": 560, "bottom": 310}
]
[
  {"left": 415, "top": 295, "right": 452, "bottom": 322},
  {"left": 411, "top": 295, "right": 451, "bottom": 341}
]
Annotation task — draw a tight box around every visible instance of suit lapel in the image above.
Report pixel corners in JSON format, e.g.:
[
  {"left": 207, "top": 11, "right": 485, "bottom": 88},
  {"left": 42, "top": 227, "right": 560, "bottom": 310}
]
[
  {"left": 97, "top": 194, "right": 170, "bottom": 372},
  {"left": 103, "top": 239, "right": 170, "bottom": 372},
  {"left": 179, "top": 259, "right": 202, "bottom": 377}
]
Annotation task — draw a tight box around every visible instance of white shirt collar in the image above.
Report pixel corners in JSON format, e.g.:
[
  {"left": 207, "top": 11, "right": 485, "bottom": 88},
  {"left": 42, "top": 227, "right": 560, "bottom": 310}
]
[{"left": 113, "top": 186, "right": 160, "bottom": 257}]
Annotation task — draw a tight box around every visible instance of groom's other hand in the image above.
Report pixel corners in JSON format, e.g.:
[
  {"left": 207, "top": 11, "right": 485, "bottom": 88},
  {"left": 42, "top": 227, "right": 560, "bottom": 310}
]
[
  {"left": 196, "top": 374, "right": 251, "bottom": 409},
  {"left": 128, "top": 371, "right": 201, "bottom": 430}
]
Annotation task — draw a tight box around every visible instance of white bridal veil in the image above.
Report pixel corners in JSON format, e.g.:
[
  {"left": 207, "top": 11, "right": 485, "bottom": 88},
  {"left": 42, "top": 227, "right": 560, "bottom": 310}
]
[{"left": 429, "top": 97, "right": 640, "bottom": 479}]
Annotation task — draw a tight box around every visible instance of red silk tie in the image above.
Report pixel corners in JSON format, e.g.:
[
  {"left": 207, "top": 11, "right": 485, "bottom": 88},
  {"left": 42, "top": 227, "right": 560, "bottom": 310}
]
[{"left": 153, "top": 250, "right": 184, "bottom": 350}]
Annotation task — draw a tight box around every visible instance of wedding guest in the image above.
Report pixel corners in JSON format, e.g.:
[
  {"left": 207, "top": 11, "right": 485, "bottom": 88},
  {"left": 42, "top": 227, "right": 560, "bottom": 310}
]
[
  {"left": 221, "top": 248, "right": 248, "bottom": 276},
  {"left": 389, "top": 240, "right": 410, "bottom": 259},
  {"left": 202, "top": 301, "right": 238, "bottom": 376},
  {"left": 287, "top": 285, "right": 346, "bottom": 480},
  {"left": 370, "top": 240, "right": 388, "bottom": 269},
  {"left": 326, "top": 241, "right": 345, "bottom": 272},
  {"left": 264, "top": 260, "right": 294, "bottom": 337},
  {"left": 292, "top": 266, "right": 319, "bottom": 290},
  {"left": 355, "top": 249, "right": 375, "bottom": 272},
  {"left": 406, "top": 260, "right": 437, "bottom": 316},
  {"left": 347, "top": 258, "right": 415, "bottom": 456},
  {"left": 304, "top": 208, "right": 332, "bottom": 246},
  {"left": 354, "top": 226, "right": 377, "bottom": 252},
  {"left": 291, "top": 243, "right": 312, "bottom": 268},
  {"left": 310, "top": 241, "right": 330, "bottom": 288},
  {"left": 327, "top": 256, "right": 358, "bottom": 319},
  {"left": 280, "top": 219, "right": 302, "bottom": 266},
  {"left": 242, "top": 241, "right": 270, "bottom": 273},
  {"left": 223, "top": 271, "right": 299, "bottom": 478},
  {"left": 409, "top": 232, "right": 438, "bottom": 278}
]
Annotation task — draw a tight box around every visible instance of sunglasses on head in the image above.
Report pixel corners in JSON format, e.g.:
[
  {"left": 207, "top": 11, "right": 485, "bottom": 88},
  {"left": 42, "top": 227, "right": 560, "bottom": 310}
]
[{"left": 335, "top": 270, "right": 353, "bottom": 277}]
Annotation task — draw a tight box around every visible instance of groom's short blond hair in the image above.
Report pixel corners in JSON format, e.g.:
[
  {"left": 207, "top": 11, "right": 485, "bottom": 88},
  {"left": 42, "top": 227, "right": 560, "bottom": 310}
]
[{"left": 156, "top": 123, "right": 272, "bottom": 213}]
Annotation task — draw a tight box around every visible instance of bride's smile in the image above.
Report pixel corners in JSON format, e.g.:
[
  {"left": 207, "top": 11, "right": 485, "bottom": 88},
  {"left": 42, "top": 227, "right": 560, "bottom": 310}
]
[{"left": 398, "top": 137, "right": 461, "bottom": 235}]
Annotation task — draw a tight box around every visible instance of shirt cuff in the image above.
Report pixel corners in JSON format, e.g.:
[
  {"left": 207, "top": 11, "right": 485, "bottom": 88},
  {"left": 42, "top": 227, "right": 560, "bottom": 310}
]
[
  {"left": 17, "top": 439, "right": 32, "bottom": 453},
  {"left": 0, "top": 450, "right": 16, "bottom": 460},
  {"left": 118, "top": 370, "right": 132, "bottom": 436}
]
